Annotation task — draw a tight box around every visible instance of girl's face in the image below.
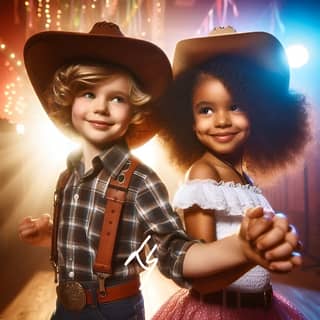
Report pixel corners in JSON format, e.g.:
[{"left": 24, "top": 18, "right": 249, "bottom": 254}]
[
  {"left": 192, "top": 75, "right": 250, "bottom": 157},
  {"left": 72, "top": 74, "right": 133, "bottom": 150}
]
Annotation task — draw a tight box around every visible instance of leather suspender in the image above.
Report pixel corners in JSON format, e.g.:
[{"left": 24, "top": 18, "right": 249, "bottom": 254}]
[
  {"left": 51, "top": 169, "right": 72, "bottom": 282},
  {"left": 50, "top": 157, "right": 139, "bottom": 287},
  {"left": 94, "top": 158, "right": 139, "bottom": 294}
]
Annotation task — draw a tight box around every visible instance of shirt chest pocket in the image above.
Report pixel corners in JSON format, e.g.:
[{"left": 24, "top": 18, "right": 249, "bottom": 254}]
[{"left": 65, "top": 184, "right": 105, "bottom": 228}]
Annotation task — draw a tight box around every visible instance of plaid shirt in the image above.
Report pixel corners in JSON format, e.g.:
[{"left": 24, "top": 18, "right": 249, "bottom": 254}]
[{"left": 57, "top": 140, "right": 195, "bottom": 287}]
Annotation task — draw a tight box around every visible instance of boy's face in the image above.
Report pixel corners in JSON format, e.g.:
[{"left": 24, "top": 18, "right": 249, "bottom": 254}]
[{"left": 71, "top": 74, "right": 133, "bottom": 149}]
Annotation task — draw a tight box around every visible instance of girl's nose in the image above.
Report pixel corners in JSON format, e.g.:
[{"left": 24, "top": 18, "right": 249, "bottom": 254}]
[{"left": 214, "top": 110, "right": 231, "bottom": 128}]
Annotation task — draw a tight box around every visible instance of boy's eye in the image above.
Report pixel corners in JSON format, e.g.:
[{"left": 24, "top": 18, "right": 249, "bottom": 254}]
[
  {"left": 83, "top": 92, "right": 95, "bottom": 99},
  {"left": 111, "top": 96, "right": 126, "bottom": 103}
]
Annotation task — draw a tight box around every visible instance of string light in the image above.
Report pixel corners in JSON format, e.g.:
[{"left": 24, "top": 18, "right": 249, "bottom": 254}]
[
  {"left": 56, "top": 8, "right": 62, "bottom": 30},
  {"left": 43, "top": 0, "right": 51, "bottom": 29},
  {"left": 37, "top": 0, "right": 43, "bottom": 18},
  {"left": 1, "top": 39, "right": 26, "bottom": 122}
]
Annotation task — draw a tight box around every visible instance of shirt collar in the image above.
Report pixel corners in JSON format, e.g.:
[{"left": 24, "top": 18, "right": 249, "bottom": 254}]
[{"left": 67, "top": 140, "right": 131, "bottom": 178}]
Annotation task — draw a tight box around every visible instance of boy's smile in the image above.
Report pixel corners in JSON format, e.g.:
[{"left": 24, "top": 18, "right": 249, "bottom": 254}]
[{"left": 71, "top": 75, "right": 133, "bottom": 152}]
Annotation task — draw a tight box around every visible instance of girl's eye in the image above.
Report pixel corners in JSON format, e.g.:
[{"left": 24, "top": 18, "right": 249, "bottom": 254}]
[
  {"left": 198, "top": 105, "right": 213, "bottom": 115},
  {"left": 83, "top": 92, "right": 95, "bottom": 99},
  {"left": 230, "top": 104, "right": 242, "bottom": 112}
]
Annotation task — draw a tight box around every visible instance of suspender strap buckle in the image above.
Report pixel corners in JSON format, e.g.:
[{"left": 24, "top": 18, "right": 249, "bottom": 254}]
[
  {"left": 97, "top": 273, "right": 111, "bottom": 296},
  {"left": 50, "top": 260, "right": 58, "bottom": 283}
]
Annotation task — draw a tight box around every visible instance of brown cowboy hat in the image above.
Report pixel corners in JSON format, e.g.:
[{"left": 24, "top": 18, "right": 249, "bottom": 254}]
[
  {"left": 173, "top": 26, "right": 289, "bottom": 89},
  {"left": 24, "top": 21, "right": 172, "bottom": 148}
]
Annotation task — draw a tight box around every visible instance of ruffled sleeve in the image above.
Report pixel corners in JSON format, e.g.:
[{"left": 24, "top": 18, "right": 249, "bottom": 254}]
[{"left": 173, "top": 179, "right": 273, "bottom": 216}]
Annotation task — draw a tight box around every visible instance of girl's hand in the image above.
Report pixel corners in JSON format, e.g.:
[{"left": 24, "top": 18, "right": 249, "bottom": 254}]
[
  {"left": 18, "top": 213, "right": 53, "bottom": 247},
  {"left": 240, "top": 207, "right": 302, "bottom": 272},
  {"left": 249, "top": 212, "right": 302, "bottom": 271}
]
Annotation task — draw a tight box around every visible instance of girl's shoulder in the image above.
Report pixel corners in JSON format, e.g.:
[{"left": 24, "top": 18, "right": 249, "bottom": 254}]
[
  {"left": 172, "top": 179, "right": 271, "bottom": 214},
  {"left": 187, "top": 159, "right": 220, "bottom": 181}
]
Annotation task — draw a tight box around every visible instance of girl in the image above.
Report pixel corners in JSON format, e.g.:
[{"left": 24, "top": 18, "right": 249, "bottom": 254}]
[{"left": 153, "top": 28, "right": 309, "bottom": 319}]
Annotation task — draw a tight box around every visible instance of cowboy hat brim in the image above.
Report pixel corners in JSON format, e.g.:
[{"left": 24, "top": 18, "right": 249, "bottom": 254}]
[
  {"left": 24, "top": 29, "right": 172, "bottom": 147},
  {"left": 173, "top": 31, "right": 289, "bottom": 89}
]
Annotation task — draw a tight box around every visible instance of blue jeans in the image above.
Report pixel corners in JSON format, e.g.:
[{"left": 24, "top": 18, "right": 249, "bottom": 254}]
[{"left": 51, "top": 293, "right": 145, "bottom": 320}]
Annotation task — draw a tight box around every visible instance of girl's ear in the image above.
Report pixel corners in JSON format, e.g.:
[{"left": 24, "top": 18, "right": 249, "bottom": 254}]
[{"left": 246, "top": 123, "right": 251, "bottom": 139}]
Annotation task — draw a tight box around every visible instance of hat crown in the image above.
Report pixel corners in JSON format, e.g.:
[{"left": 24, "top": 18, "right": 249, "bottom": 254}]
[
  {"left": 209, "top": 26, "right": 237, "bottom": 36},
  {"left": 89, "top": 21, "right": 124, "bottom": 37}
]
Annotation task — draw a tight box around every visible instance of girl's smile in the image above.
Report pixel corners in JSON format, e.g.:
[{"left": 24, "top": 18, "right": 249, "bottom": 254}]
[
  {"left": 209, "top": 132, "right": 240, "bottom": 143},
  {"left": 192, "top": 75, "right": 250, "bottom": 157}
]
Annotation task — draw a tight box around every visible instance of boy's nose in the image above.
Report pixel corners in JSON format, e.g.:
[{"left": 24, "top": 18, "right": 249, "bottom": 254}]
[{"left": 94, "top": 99, "right": 110, "bottom": 115}]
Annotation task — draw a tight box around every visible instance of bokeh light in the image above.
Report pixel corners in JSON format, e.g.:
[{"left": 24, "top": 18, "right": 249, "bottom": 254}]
[{"left": 286, "top": 44, "right": 309, "bottom": 69}]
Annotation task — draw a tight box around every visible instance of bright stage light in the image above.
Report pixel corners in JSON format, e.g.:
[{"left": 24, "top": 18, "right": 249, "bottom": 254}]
[
  {"left": 33, "top": 120, "right": 79, "bottom": 162},
  {"left": 24, "top": 116, "right": 79, "bottom": 167},
  {"left": 286, "top": 44, "right": 309, "bottom": 68},
  {"left": 16, "top": 123, "right": 25, "bottom": 135},
  {"left": 132, "top": 137, "right": 159, "bottom": 170}
]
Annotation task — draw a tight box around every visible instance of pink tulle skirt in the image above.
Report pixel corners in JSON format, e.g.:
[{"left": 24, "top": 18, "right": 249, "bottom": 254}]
[{"left": 152, "top": 289, "right": 305, "bottom": 320}]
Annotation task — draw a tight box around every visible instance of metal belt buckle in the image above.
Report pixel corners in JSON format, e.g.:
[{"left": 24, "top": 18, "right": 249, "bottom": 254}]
[{"left": 56, "top": 281, "right": 86, "bottom": 311}]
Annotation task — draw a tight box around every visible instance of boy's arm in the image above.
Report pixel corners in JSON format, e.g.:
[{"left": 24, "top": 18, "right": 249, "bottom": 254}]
[{"left": 18, "top": 213, "right": 52, "bottom": 247}]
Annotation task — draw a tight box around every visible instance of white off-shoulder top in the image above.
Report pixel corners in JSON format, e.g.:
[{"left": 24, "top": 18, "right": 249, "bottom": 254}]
[{"left": 173, "top": 179, "right": 274, "bottom": 292}]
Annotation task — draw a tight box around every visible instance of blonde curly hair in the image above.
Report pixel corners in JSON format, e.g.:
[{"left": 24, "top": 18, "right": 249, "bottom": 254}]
[{"left": 46, "top": 63, "right": 151, "bottom": 135}]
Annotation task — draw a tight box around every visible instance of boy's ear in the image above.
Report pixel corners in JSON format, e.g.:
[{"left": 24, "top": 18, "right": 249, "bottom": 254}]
[{"left": 130, "top": 111, "right": 144, "bottom": 125}]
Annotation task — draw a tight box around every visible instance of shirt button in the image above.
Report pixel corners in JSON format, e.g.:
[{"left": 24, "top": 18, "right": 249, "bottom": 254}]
[
  {"left": 73, "top": 194, "right": 79, "bottom": 201},
  {"left": 68, "top": 257, "right": 73, "bottom": 262},
  {"left": 68, "top": 271, "right": 74, "bottom": 278}
]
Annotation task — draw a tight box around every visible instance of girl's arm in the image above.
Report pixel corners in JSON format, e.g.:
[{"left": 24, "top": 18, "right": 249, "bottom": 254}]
[
  {"left": 183, "top": 205, "right": 254, "bottom": 293},
  {"left": 183, "top": 160, "right": 254, "bottom": 281},
  {"left": 182, "top": 206, "right": 301, "bottom": 293}
]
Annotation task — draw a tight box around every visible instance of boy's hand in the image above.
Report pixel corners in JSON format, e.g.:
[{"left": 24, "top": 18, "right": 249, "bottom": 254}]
[
  {"left": 18, "top": 213, "right": 52, "bottom": 247},
  {"left": 239, "top": 207, "right": 302, "bottom": 272}
]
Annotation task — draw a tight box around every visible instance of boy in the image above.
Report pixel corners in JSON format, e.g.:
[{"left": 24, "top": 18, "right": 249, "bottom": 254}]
[{"left": 19, "top": 22, "right": 301, "bottom": 319}]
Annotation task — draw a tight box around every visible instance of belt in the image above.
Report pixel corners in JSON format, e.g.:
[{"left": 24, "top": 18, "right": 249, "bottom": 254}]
[
  {"left": 86, "top": 277, "right": 140, "bottom": 304},
  {"left": 190, "top": 287, "right": 273, "bottom": 308},
  {"left": 57, "top": 277, "right": 140, "bottom": 311}
]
